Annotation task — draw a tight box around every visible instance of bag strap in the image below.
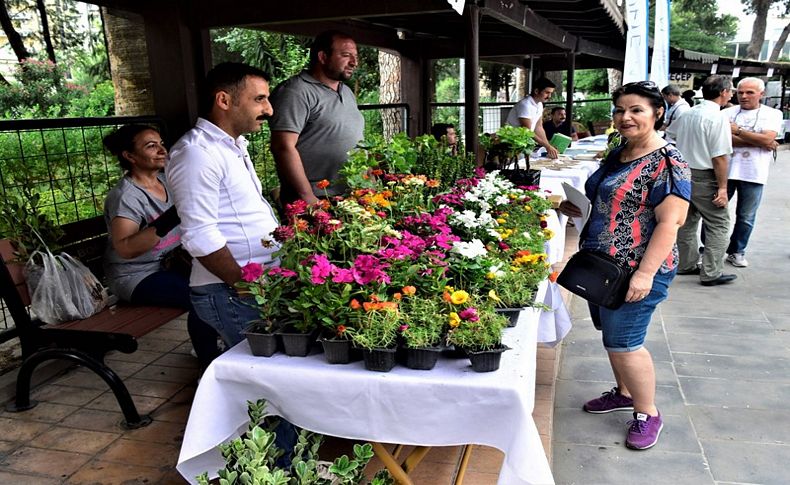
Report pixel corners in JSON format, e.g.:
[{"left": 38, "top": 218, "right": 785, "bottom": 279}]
[{"left": 580, "top": 145, "right": 673, "bottom": 243}]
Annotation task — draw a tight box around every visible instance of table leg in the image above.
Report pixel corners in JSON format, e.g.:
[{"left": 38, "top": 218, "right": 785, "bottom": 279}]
[
  {"left": 401, "top": 445, "right": 431, "bottom": 473},
  {"left": 454, "top": 445, "right": 474, "bottom": 485},
  {"left": 372, "top": 442, "right": 414, "bottom": 485}
]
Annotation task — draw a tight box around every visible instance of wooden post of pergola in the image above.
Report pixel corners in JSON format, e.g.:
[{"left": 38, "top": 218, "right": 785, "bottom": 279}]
[
  {"left": 564, "top": 50, "right": 576, "bottom": 137},
  {"left": 464, "top": 4, "right": 480, "bottom": 158}
]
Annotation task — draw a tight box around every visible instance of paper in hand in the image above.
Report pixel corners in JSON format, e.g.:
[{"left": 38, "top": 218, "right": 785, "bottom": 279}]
[{"left": 561, "top": 182, "right": 592, "bottom": 229}]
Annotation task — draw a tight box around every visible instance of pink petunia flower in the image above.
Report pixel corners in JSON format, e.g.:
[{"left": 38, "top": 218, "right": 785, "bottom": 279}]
[
  {"left": 310, "top": 254, "right": 334, "bottom": 284},
  {"left": 331, "top": 267, "right": 355, "bottom": 283}
]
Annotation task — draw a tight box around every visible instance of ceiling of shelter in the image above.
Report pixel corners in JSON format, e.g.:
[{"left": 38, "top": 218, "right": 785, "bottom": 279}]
[{"left": 89, "top": 0, "right": 625, "bottom": 69}]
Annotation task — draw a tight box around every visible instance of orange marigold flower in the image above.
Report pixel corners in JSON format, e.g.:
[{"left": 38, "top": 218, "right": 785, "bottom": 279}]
[
  {"left": 516, "top": 250, "right": 531, "bottom": 257},
  {"left": 426, "top": 179, "right": 440, "bottom": 188},
  {"left": 337, "top": 325, "right": 347, "bottom": 335},
  {"left": 402, "top": 285, "right": 417, "bottom": 296},
  {"left": 371, "top": 169, "right": 384, "bottom": 176},
  {"left": 350, "top": 299, "right": 361, "bottom": 310},
  {"left": 316, "top": 179, "right": 330, "bottom": 189},
  {"left": 548, "top": 271, "right": 559, "bottom": 283},
  {"left": 443, "top": 291, "right": 452, "bottom": 302},
  {"left": 363, "top": 301, "right": 376, "bottom": 312},
  {"left": 393, "top": 293, "right": 402, "bottom": 300}
]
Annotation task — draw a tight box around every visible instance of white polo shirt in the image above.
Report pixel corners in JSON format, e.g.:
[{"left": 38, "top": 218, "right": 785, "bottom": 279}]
[
  {"left": 722, "top": 104, "right": 782, "bottom": 185},
  {"left": 506, "top": 95, "right": 543, "bottom": 128},
  {"left": 167, "top": 118, "right": 281, "bottom": 287},
  {"left": 668, "top": 100, "right": 732, "bottom": 170}
]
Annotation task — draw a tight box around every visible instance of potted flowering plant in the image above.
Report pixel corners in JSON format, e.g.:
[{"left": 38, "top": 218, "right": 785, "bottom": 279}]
[
  {"left": 347, "top": 295, "right": 401, "bottom": 372},
  {"left": 443, "top": 286, "right": 510, "bottom": 372},
  {"left": 397, "top": 287, "right": 446, "bottom": 370},
  {"left": 236, "top": 263, "right": 298, "bottom": 357}
]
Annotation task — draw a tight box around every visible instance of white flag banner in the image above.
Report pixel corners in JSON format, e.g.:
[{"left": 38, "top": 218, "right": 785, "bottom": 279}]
[
  {"left": 649, "top": 0, "right": 670, "bottom": 88},
  {"left": 446, "top": 0, "right": 464, "bottom": 15},
  {"left": 623, "top": 0, "right": 649, "bottom": 83}
]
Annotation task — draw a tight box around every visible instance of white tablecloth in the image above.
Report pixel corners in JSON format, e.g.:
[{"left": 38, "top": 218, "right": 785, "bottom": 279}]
[{"left": 177, "top": 282, "right": 554, "bottom": 485}]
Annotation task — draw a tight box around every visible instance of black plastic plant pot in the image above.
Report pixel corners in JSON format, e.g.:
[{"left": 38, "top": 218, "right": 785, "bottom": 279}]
[
  {"left": 277, "top": 328, "right": 317, "bottom": 357},
  {"left": 495, "top": 307, "right": 526, "bottom": 327},
  {"left": 404, "top": 346, "right": 442, "bottom": 370},
  {"left": 361, "top": 347, "right": 397, "bottom": 372},
  {"left": 244, "top": 326, "right": 279, "bottom": 357},
  {"left": 467, "top": 344, "right": 511, "bottom": 372},
  {"left": 320, "top": 337, "right": 353, "bottom": 364}
]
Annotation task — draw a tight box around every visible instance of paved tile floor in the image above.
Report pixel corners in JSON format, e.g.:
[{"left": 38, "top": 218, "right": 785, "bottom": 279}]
[{"left": 552, "top": 149, "right": 790, "bottom": 485}]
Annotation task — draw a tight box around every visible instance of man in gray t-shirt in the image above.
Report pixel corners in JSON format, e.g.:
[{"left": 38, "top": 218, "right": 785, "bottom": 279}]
[{"left": 270, "top": 30, "right": 364, "bottom": 205}]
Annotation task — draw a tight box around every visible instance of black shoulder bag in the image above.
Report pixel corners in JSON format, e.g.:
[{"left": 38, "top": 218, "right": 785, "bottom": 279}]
[{"left": 557, "top": 148, "right": 674, "bottom": 310}]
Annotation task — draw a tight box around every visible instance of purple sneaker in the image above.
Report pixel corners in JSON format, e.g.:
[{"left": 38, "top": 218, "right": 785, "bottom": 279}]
[
  {"left": 626, "top": 411, "right": 663, "bottom": 450},
  {"left": 583, "top": 387, "right": 634, "bottom": 414}
]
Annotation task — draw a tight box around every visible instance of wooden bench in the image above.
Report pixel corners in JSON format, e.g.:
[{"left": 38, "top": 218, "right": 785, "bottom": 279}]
[{"left": 0, "top": 216, "right": 185, "bottom": 429}]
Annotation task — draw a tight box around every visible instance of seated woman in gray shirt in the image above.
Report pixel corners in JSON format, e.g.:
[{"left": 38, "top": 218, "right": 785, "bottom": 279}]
[{"left": 103, "top": 124, "right": 219, "bottom": 371}]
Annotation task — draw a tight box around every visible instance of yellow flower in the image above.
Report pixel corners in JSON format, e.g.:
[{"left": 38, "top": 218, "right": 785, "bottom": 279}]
[
  {"left": 488, "top": 290, "right": 502, "bottom": 303},
  {"left": 501, "top": 212, "right": 509, "bottom": 218},
  {"left": 448, "top": 312, "right": 461, "bottom": 328},
  {"left": 525, "top": 206, "right": 532, "bottom": 212},
  {"left": 450, "top": 290, "right": 469, "bottom": 305},
  {"left": 543, "top": 228, "right": 555, "bottom": 239},
  {"left": 485, "top": 272, "right": 497, "bottom": 280},
  {"left": 444, "top": 285, "right": 455, "bottom": 292},
  {"left": 496, "top": 218, "right": 506, "bottom": 224}
]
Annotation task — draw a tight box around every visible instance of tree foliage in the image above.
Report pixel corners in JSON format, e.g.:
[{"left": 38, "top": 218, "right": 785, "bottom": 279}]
[
  {"left": 572, "top": 69, "right": 608, "bottom": 96},
  {"left": 670, "top": 0, "right": 738, "bottom": 55}
]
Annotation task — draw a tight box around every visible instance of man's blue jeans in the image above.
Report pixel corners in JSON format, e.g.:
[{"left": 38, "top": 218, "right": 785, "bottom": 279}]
[
  {"left": 190, "top": 283, "right": 260, "bottom": 348},
  {"left": 726, "top": 180, "right": 764, "bottom": 255}
]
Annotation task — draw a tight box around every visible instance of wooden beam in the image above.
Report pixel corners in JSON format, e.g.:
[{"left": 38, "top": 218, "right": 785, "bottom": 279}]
[
  {"left": 564, "top": 51, "right": 576, "bottom": 136},
  {"left": 480, "top": 0, "right": 576, "bottom": 51},
  {"left": 192, "top": 0, "right": 452, "bottom": 29},
  {"left": 576, "top": 38, "right": 624, "bottom": 61}
]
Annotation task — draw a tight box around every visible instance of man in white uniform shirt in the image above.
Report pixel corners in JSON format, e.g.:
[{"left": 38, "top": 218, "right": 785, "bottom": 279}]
[
  {"left": 505, "top": 77, "right": 559, "bottom": 159},
  {"left": 667, "top": 75, "right": 736, "bottom": 286},
  {"left": 722, "top": 77, "right": 781, "bottom": 268},
  {"left": 660, "top": 84, "right": 690, "bottom": 143},
  {"left": 167, "top": 63, "right": 281, "bottom": 347}
]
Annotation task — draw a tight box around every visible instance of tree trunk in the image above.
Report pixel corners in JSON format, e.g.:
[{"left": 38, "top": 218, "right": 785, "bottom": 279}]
[
  {"left": 102, "top": 7, "right": 155, "bottom": 115},
  {"left": 607, "top": 68, "right": 623, "bottom": 92},
  {"left": 769, "top": 21, "right": 790, "bottom": 62},
  {"left": 35, "top": 0, "right": 56, "bottom": 63},
  {"left": 515, "top": 67, "right": 527, "bottom": 99},
  {"left": 0, "top": 1, "right": 31, "bottom": 61},
  {"left": 747, "top": 0, "right": 772, "bottom": 60},
  {"left": 378, "top": 50, "right": 402, "bottom": 140}
]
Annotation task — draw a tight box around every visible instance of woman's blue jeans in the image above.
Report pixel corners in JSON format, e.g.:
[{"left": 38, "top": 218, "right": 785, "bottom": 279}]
[
  {"left": 726, "top": 180, "right": 764, "bottom": 255},
  {"left": 130, "top": 271, "right": 221, "bottom": 370}
]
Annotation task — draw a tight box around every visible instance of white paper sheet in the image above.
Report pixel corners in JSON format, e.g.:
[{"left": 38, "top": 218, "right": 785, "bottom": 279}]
[{"left": 561, "top": 182, "right": 591, "bottom": 229}]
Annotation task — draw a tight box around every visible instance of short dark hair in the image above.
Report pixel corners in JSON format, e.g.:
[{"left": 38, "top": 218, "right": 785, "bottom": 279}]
[
  {"left": 532, "top": 77, "right": 556, "bottom": 94},
  {"left": 103, "top": 124, "right": 160, "bottom": 172},
  {"left": 309, "top": 30, "right": 353, "bottom": 67},
  {"left": 612, "top": 81, "right": 665, "bottom": 130},
  {"left": 701, "top": 75, "right": 731, "bottom": 101},
  {"left": 661, "top": 84, "right": 681, "bottom": 96},
  {"left": 550, "top": 106, "right": 566, "bottom": 115},
  {"left": 202, "top": 62, "right": 270, "bottom": 116},
  {"left": 430, "top": 123, "right": 454, "bottom": 141}
]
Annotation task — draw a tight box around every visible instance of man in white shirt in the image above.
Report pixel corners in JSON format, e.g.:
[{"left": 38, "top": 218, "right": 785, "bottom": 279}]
[
  {"left": 167, "top": 63, "right": 281, "bottom": 347},
  {"left": 667, "top": 75, "right": 736, "bottom": 286},
  {"left": 721, "top": 77, "right": 782, "bottom": 268},
  {"left": 505, "top": 77, "right": 559, "bottom": 159},
  {"left": 660, "top": 84, "right": 690, "bottom": 143}
]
